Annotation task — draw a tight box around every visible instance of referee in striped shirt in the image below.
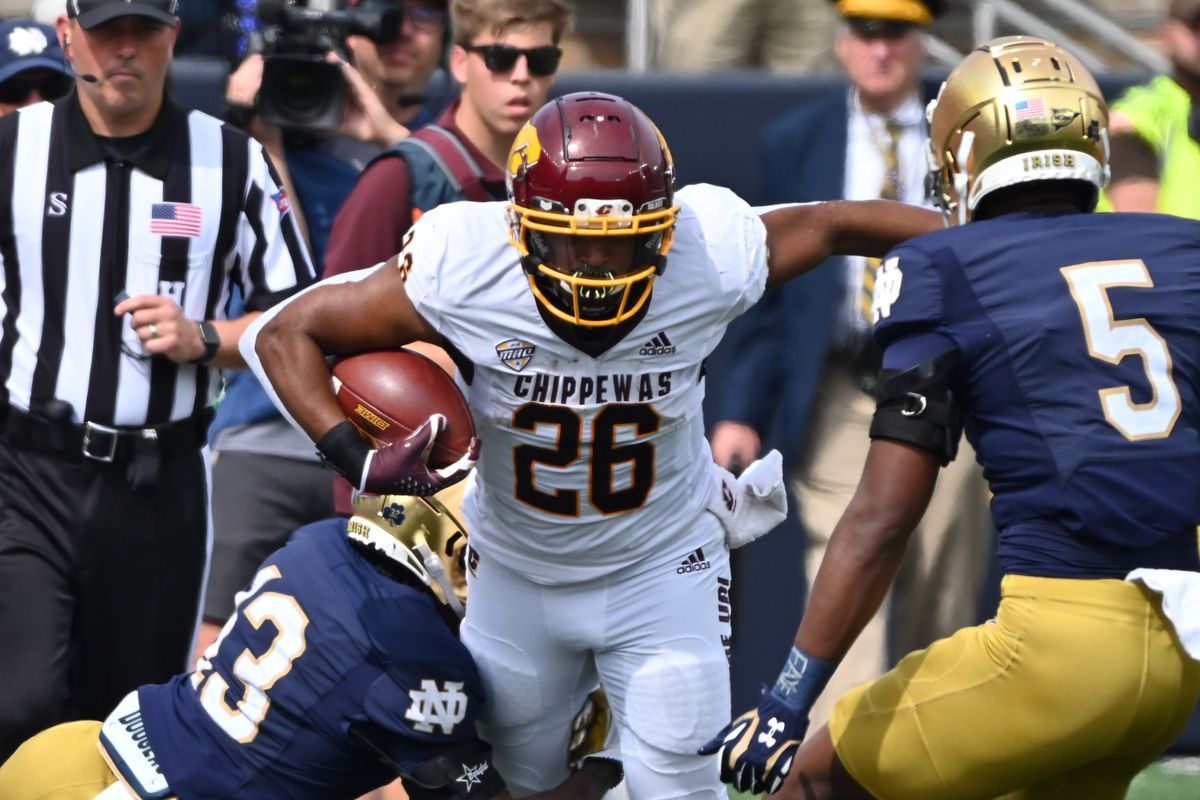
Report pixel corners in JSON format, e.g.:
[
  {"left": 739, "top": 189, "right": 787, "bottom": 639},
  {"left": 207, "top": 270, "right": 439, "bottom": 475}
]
[{"left": 0, "top": 0, "right": 315, "bottom": 760}]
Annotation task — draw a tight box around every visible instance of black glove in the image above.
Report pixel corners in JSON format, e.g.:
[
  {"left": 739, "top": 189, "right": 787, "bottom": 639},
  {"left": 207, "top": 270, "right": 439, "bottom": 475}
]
[{"left": 698, "top": 689, "right": 807, "bottom": 795}]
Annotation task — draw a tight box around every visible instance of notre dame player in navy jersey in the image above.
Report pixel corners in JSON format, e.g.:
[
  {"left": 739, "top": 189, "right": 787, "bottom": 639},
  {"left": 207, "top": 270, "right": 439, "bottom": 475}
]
[
  {"left": 703, "top": 37, "right": 1200, "bottom": 800},
  {"left": 0, "top": 491, "right": 620, "bottom": 800}
]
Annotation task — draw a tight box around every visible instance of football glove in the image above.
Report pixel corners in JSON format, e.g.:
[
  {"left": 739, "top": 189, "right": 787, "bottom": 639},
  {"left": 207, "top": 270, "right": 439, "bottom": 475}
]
[
  {"left": 568, "top": 687, "right": 613, "bottom": 771},
  {"left": 698, "top": 690, "right": 808, "bottom": 795},
  {"left": 317, "top": 416, "right": 479, "bottom": 497}
]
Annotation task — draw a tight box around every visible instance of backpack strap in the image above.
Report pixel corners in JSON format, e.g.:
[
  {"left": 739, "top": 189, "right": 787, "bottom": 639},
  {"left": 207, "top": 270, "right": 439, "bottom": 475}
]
[{"left": 402, "top": 125, "right": 493, "bottom": 203}]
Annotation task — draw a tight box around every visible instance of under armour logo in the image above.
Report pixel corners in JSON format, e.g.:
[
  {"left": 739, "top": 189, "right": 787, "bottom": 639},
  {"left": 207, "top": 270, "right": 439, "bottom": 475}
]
[
  {"left": 405, "top": 679, "right": 468, "bottom": 734},
  {"left": 872, "top": 256, "right": 904, "bottom": 323},
  {"left": 758, "top": 717, "right": 786, "bottom": 748},
  {"left": 456, "top": 761, "right": 489, "bottom": 791}
]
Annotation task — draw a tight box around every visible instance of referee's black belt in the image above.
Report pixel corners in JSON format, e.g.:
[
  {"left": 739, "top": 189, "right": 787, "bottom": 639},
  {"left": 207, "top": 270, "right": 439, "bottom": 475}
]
[{"left": 0, "top": 404, "right": 212, "bottom": 464}]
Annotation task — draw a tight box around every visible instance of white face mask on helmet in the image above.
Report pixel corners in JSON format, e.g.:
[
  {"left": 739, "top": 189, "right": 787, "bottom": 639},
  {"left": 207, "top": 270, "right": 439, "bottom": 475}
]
[{"left": 348, "top": 491, "right": 469, "bottom": 617}]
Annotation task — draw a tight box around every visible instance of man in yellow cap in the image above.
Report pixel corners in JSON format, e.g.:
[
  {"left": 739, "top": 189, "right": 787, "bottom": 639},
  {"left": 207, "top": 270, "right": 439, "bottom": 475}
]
[{"left": 707, "top": 0, "right": 992, "bottom": 735}]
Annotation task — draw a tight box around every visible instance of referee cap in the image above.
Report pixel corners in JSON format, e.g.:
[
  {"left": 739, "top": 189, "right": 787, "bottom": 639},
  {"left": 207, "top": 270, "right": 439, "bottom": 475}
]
[
  {"left": 0, "top": 20, "right": 69, "bottom": 86},
  {"left": 832, "top": 0, "right": 943, "bottom": 36},
  {"left": 67, "top": 0, "right": 180, "bottom": 30}
]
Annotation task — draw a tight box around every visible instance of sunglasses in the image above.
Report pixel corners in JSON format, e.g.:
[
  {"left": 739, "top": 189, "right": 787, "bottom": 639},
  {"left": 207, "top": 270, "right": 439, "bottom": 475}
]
[
  {"left": 463, "top": 44, "right": 562, "bottom": 77},
  {"left": 0, "top": 71, "right": 72, "bottom": 105}
]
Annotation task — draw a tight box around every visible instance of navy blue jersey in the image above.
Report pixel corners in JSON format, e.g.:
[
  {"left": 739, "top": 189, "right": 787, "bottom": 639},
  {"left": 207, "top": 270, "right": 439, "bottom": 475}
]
[
  {"left": 875, "top": 212, "right": 1200, "bottom": 579},
  {"left": 138, "top": 518, "right": 486, "bottom": 799}
]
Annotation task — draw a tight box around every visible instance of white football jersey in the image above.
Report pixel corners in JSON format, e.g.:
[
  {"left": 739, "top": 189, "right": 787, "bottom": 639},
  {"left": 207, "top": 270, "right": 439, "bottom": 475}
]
[{"left": 405, "top": 184, "right": 769, "bottom": 584}]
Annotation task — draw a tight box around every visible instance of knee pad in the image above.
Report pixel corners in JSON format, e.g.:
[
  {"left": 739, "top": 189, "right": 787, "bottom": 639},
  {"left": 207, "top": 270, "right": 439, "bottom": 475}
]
[
  {"left": 624, "top": 638, "right": 730, "bottom": 755},
  {"left": 459, "top": 624, "right": 545, "bottom": 730}
]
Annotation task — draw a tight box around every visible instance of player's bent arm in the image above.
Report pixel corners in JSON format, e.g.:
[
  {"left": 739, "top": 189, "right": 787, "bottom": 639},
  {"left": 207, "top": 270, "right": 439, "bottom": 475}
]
[
  {"left": 247, "top": 256, "right": 440, "bottom": 443},
  {"left": 761, "top": 200, "right": 942, "bottom": 288},
  {"left": 795, "top": 439, "right": 939, "bottom": 663}
]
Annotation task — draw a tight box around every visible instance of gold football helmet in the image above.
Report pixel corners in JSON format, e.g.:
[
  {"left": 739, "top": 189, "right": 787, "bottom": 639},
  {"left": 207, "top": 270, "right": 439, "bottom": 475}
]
[
  {"left": 926, "top": 36, "right": 1110, "bottom": 225},
  {"left": 348, "top": 491, "right": 469, "bottom": 616}
]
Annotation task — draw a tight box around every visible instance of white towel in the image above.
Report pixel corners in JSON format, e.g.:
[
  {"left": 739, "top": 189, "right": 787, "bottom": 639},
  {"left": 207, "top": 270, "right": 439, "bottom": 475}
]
[
  {"left": 706, "top": 450, "right": 789, "bottom": 549},
  {"left": 1126, "top": 568, "right": 1200, "bottom": 662},
  {"left": 94, "top": 782, "right": 139, "bottom": 800}
]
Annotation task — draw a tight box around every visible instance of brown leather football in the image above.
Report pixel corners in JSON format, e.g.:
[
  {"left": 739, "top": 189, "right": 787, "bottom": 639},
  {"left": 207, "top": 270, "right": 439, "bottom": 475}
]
[{"left": 331, "top": 349, "right": 475, "bottom": 469}]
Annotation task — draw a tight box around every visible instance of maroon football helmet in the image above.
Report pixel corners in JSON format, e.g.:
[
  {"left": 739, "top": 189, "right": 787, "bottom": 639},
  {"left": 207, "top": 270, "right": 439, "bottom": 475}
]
[{"left": 506, "top": 92, "right": 679, "bottom": 328}]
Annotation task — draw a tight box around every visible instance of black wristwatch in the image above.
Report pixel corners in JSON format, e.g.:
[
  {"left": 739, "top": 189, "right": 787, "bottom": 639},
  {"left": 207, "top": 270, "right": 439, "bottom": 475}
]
[{"left": 190, "top": 320, "right": 221, "bottom": 365}]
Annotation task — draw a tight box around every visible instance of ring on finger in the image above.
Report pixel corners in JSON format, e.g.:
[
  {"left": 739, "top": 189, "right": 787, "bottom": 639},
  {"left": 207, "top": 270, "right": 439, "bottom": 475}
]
[{"left": 149, "top": 322, "right": 158, "bottom": 339}]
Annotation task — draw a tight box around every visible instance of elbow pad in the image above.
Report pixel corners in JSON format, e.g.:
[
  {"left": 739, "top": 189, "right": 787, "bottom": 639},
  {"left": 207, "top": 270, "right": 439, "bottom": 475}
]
[{"left": 869, "top": 351, "right": 963, "bottom": 466}]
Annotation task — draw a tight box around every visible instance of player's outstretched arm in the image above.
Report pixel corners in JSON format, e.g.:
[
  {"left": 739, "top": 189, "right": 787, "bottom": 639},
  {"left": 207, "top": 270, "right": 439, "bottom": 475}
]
[
  {"left": 762, "top": 200, "right": 941, "bottom": 288},
  {"left": 701, "top": 439, "right": 939, "bottom": 795}
]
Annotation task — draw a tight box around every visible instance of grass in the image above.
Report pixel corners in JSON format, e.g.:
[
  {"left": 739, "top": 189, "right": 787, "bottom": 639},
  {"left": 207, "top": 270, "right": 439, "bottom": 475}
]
[{"left": 724, "top": 756, "right": 1200, "bottom": 798}]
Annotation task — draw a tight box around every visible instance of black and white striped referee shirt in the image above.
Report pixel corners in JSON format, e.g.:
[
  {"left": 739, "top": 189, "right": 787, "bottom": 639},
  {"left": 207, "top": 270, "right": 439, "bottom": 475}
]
[{"left": 0, "top": 92, "right": 314, "bottom": 428}]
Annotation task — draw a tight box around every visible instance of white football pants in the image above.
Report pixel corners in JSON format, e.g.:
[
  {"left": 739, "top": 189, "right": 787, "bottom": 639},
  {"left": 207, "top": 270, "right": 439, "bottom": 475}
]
[{"left": 461, "top": 514, "right": 731, "bottom": 799}]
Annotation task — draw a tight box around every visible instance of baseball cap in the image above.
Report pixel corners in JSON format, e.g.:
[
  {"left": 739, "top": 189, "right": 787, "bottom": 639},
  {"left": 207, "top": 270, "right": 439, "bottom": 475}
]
[
  {"left": 832, "top": 0, "right": 943, "bottom": 36},
  {"left": 66, "top": 0, "right": 180, "bottom": 30},
  {"left": 0, "top": 20, "right": 70, "bottom": 86}
]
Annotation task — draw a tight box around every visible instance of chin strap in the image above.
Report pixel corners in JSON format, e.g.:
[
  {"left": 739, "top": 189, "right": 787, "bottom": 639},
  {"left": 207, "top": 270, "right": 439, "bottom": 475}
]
[{"left": 416, "top": 541, "right": 465, "bottom": 619}]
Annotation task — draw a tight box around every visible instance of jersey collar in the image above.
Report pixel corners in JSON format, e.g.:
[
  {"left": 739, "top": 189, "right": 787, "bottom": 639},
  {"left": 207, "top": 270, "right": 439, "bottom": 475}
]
[{"left": 61, "top": 89, "right": 183, "bottom": 179}]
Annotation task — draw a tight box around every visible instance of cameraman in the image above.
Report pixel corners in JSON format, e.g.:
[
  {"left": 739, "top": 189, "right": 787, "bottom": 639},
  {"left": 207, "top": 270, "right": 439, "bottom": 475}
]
[{"left": 198, "top": 0, "right": 451, "bottom": 665}]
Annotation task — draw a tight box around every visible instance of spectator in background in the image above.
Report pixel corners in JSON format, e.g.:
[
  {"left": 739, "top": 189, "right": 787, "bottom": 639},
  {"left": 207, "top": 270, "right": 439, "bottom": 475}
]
[
  {"left": 706, "top": 0, "right": 991, "bottom": 733},
  {"left": 652, "top": 0, "right": 835, "bottom": 73},
  {"left": 1105, "top": 0, "right": 1200, "bottom": 216},
  {"left": 0, "top": 18, "right": 72, "bottom": 115},
  {"left": 323, "top": 0, "right": 572, "bottom": 277},
  {"left": 196, "top": 0, "right": 451, "bottom": 666}
]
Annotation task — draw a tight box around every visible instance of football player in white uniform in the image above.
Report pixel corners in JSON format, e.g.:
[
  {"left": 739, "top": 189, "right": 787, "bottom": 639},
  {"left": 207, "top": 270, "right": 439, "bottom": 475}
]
[{"left": 242, "top": 92, "right": 939, "bottom": 798}]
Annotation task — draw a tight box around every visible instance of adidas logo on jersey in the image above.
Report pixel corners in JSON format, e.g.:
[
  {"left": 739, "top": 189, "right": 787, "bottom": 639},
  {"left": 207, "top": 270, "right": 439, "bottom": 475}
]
[
  {"left": 639, "top": 331, "right": 676, "bottom": 356},
  {"left": 677, "top": 547, "right": 711, "bottom": 574}
]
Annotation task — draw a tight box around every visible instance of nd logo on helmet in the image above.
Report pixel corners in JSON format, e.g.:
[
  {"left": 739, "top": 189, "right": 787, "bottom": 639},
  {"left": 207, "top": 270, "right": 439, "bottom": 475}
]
[{"left": 509, "top": 122, "right": 542, "bottom": 178}]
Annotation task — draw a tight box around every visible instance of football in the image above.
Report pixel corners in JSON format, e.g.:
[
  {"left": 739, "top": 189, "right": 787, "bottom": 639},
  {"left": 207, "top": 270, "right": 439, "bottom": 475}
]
[{"left": 331, "top": 349, "right": 475, "bottom": 470}]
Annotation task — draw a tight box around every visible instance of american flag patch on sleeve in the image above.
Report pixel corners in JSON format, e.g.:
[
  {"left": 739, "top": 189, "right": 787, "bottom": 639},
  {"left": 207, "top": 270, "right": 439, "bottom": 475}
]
[{"left": 150, "top": 202, "right": 203, "bottom": 237}]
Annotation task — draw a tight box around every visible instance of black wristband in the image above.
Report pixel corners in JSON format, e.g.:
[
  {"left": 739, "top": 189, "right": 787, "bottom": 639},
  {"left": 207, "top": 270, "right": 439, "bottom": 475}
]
[{"left": 315, "top": 421, "right": 371, "bottom": 486}]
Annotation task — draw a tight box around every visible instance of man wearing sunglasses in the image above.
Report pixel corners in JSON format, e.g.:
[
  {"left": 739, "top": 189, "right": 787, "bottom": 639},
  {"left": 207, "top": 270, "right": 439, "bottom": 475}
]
[
  {"left": 323, "top": 0, "right": 573, "bottom": 280},
  {"left": 0, "top": 19, "right": 72, "bottom": 116}
]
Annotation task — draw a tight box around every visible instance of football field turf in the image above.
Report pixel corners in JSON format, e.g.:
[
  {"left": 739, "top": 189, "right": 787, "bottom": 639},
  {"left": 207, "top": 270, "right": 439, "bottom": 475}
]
[{"left": 724, "top": 755, "right": 1200, "bottom": 798}]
